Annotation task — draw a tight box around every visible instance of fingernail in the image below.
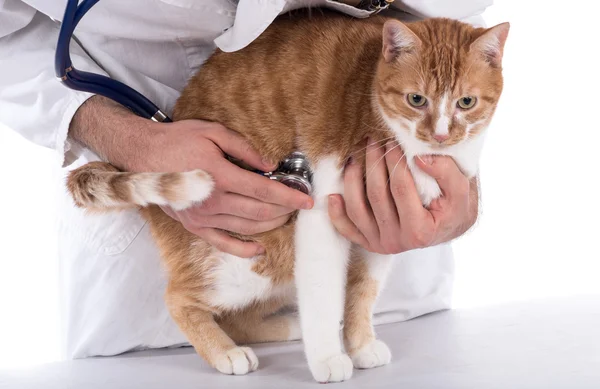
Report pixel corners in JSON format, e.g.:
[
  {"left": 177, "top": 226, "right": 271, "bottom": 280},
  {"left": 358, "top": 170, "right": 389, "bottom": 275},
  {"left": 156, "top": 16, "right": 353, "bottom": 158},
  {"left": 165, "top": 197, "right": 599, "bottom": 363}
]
[
  {"left": 328, "top": 195, "right": 337, "bottom": 207},
  {"left": 346, "top": 156, "right": 355, "bottom": 166},
  {"left": 423, "top": 155, "right": 434, "bottom": 165},
  {"left": 263, "top": 158, "right": 277, "bottom": 169},
  {"left": 256, "top": 246, "right": 265, "bottom": 255},
  {"left": 303, "top": 199, "right": 314, "bottom": 210}
]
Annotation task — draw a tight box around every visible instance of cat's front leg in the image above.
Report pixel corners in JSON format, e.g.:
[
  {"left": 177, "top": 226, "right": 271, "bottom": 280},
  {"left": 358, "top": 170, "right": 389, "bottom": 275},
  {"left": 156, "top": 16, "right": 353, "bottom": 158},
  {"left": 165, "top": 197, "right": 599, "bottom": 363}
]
[
  {"left": 295, "top": 156, "right": 353, "bottom": 383},
  {"left": 407, "top": 156, "right": 442, "bottom": 207},
  {"left": 344, "top": 249, "right": 393, "bottom": 370}
]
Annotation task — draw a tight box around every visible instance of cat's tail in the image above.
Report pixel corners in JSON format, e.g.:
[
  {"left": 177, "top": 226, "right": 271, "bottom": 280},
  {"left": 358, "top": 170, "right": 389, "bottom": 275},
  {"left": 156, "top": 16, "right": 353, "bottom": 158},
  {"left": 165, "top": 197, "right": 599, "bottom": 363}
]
[{"left": 66, "top": 162, "right": 214, "bottom": 211}]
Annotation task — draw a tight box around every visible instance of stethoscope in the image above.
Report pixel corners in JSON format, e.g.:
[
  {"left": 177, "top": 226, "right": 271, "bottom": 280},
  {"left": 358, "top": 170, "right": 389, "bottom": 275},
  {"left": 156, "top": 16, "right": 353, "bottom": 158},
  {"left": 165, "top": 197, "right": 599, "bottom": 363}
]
[{"left": 55, "top": 0, "right": 171, "bottom": 123}]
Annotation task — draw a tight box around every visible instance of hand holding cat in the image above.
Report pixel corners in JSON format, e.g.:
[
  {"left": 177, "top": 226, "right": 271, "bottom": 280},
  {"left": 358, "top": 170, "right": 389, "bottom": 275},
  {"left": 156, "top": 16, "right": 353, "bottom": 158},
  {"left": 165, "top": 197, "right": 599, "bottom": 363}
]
[
  {"left": 328, "top": 141, "right": 478, "bottom": 254},
  {"left": 141, "top": 120, "right": 315, "bottom": 258},
  {"left": 70, "top": 96, "right": 315, "bottom": 258}
]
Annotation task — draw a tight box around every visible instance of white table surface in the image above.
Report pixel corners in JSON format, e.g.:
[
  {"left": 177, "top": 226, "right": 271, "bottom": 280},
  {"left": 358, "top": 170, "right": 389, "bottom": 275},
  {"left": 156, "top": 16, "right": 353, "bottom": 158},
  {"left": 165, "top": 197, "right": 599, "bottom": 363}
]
[{"left": 2, "top": 295, "right": 599, "bottom": 389}]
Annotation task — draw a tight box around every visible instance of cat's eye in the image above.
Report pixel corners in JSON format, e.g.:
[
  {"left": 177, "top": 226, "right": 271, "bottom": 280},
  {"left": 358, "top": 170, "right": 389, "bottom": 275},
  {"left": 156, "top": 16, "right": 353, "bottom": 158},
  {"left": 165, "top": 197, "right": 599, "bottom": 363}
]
[
  {"left": 458, "top": 96, "right": 477, "bottom": 109},
  {"left": 407, "top": 94, "right": 427, "bottom": 108}
]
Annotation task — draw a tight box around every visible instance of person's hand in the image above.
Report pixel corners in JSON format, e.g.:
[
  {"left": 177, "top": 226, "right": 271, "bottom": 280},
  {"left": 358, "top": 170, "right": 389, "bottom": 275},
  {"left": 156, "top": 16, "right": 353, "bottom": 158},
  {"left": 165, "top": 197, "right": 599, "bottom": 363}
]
[
  {"left": 141, "top": 120, "right": 314, "bottom": 258},
  {"left": 70, "top": 96, "right": 313, "bottom": 258},
  {"left": 327, "top": 141, "right": 478, "bottom": 254}
]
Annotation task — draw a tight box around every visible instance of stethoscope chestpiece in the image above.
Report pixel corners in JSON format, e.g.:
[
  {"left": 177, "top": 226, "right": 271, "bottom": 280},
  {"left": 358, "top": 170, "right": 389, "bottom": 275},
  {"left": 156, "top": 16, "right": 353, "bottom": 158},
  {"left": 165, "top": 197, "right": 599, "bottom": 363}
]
[{"left": 265, "top": 152, "right": 313, "bottom": 195}]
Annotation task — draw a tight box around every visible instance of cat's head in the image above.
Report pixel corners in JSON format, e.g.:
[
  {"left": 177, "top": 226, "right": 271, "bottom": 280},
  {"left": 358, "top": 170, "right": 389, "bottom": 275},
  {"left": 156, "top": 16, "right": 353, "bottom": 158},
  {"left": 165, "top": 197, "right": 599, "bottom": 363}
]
[{"left": 374, "top": 18, "right": 509, "bottom": 153}]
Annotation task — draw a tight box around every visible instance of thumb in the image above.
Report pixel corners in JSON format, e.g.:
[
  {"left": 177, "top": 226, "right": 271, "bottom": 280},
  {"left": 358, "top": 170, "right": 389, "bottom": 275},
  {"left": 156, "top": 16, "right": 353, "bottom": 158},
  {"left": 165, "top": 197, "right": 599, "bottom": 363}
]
[{"left": 414, "top": 155, "right": 465, "bottom": 193}]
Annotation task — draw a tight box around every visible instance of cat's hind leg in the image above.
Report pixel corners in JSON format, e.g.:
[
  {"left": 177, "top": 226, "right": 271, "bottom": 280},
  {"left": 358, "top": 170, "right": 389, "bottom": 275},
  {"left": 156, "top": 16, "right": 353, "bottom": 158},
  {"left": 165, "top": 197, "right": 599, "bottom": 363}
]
[
  {"left": 165, "top": 286, "right": 258, "bottom": 375},
  {"left": 344, "top": 249, "right": 393, "bottom": 369}
]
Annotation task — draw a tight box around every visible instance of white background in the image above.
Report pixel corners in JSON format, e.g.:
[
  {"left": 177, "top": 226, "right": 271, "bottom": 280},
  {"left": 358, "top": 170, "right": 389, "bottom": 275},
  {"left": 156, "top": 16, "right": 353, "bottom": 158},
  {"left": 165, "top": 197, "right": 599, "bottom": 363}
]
[{"left": 1, "top": 0, "right": 599, "bottom": 369}]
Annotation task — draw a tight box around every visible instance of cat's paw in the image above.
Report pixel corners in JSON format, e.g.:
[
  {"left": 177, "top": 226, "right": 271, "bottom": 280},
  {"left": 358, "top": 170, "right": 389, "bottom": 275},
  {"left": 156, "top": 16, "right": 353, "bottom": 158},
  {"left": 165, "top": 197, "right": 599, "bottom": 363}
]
[
  {"left": 415, "top": 172, "right": 442, "bottom": 207},
  {"left": 309, "top": 353, "right": 353, "bottom": 383},
  {"left": 214, "top": 347, "right": 259, "bottom": 375},
  {"left": 350, "top": 339, "right": 391, "bottom": 369}
]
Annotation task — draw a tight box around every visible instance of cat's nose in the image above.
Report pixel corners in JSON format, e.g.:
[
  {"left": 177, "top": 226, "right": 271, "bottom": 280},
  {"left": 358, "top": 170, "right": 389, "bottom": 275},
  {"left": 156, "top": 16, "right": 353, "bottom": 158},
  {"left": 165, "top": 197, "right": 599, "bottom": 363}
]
[{"left": 433, "top": 134, "right": 449, "bottom": 143}]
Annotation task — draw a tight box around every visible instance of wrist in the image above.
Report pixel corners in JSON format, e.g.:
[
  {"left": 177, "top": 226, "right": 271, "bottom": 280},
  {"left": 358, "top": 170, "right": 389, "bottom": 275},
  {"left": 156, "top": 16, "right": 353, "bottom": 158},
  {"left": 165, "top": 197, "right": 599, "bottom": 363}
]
[
  {"left": 69, "top": 95, "right": 157, "bottom": 171},
  {"left": 126, "top": 120, "right": 172, "bottom": 172}
]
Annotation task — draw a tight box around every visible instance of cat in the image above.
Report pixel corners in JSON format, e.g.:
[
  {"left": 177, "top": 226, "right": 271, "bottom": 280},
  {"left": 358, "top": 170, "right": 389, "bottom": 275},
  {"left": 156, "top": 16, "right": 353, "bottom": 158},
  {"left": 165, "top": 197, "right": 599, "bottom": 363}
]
[{"left": 66, "top": 9, "right": 508, "bottom": 383}]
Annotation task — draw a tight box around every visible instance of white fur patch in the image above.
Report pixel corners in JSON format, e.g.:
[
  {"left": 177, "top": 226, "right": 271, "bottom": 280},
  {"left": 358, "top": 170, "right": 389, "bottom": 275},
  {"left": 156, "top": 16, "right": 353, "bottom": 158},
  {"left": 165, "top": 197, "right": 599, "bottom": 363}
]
[
  {"left": 208, "top": 252, "right": 294, "bottom": 310},
  {"left": 130, "top": 174, "right": 162, "bottom": 206},
  {"left": 285, "top": 313, "right": 302, "bottom": 341},
  {"left": 351, "top": 339, "right": 391, "bottom": 369},
  {"left": 170, "top": 170, "right": 214, "bottom": 211},
  {"left": 434, "top": 94, "right": 450, "bottom": 137},
  {"left": 214, "top": 347, "right": 258, "bottom": 375},
  {"left": 362, "top": 250, "right": 393, "bottom": 286}
]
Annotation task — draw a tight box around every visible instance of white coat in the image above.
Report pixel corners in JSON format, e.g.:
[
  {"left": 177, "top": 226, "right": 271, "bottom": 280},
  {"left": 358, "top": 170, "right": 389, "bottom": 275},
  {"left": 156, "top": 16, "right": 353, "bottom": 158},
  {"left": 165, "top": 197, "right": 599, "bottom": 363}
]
[{"left": 0, "top": 0, "right": 492, "bottom": 359}]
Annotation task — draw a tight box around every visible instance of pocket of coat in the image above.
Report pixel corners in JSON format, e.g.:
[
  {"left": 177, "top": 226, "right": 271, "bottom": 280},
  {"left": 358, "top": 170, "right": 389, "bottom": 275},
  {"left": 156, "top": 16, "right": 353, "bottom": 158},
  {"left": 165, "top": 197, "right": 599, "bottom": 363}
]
[
  {"left": 96, "top": 211, "right": 148, "bottom": 256},
  {"left": 59, "top": 201, "right": 148, "bottom": 257}
]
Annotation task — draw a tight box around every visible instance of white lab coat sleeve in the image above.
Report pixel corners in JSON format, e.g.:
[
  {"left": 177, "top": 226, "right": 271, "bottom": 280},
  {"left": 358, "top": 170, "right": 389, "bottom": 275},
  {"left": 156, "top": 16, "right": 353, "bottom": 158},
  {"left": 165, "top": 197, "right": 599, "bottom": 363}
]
[
  {"left": 0, "top": 0, "right": 107, "bottom": 167},
  {"left": 214, "top": 0, "right": 373, "bottom": 53},
  {"left": 390, "top": 0, "right": 493, "bottom": 21}
]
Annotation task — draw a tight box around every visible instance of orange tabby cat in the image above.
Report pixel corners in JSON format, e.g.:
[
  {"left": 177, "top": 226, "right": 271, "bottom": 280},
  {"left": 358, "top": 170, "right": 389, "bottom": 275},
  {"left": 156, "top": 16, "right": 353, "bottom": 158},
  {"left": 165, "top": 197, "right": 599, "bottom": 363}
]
[{"left": 67, "top": 10, "right": 508, "bottom": 383}]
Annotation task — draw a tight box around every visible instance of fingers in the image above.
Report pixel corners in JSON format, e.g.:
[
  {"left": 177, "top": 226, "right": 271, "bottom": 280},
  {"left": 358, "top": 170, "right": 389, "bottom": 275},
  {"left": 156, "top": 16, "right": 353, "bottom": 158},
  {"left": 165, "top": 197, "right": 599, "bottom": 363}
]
[
  {"left": 160, "top": 204, "right": 265, "bottom": 258},
  {"left": 206, "top": 123, "right": 277, "bottom": 172},
  {"left": 365, "top": 140, "right": 400, "bottom": 243},
  {"left": 343, "top": 156, "right": 381, "bottom": 245},
  {"left": 328, "top": 194, "right": 371, "bottom": 249},
  {"left": 195, "top": 213, "right": 291, "bottom": 236},
  {"left": 384, "top": 144, "right": 429, "bottom": 222},
  {"left": 194, "top": 227, "right": 265, "bottom": 258},
  {"left": 221, "top": 163, "right": 314, "bottom": 210},
  {"left": 208, "top": 193, "right": 294, "bottom": 221}
]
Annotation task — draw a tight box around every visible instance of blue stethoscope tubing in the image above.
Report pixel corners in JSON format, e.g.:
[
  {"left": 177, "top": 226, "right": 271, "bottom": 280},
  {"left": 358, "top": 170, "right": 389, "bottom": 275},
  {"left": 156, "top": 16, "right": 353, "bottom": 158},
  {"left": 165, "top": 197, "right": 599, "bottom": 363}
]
[{"left": 55, "top": 0, "right": 171, "bottom": 122}]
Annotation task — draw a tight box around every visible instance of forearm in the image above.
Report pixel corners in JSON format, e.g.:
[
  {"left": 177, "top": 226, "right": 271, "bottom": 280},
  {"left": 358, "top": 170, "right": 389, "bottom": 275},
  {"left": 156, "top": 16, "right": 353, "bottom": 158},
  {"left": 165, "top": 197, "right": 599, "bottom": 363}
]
[{"left": 69, "top": 95, "right": 154, "bottom": 171}]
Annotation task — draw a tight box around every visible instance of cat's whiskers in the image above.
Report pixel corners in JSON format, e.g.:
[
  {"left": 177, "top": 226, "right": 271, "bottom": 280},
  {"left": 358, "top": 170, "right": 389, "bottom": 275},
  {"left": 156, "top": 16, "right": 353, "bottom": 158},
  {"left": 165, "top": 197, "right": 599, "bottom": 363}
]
[
  {"left": 365, "top": 143, "right": 401, "bottom": 180},
  {"left": 363, "top": 140, "right": 400, "bottom": 158},
  {"left": 360, "top": 120, "right": 393, "bottom": 134},
  {"left": 363, "top": 139, "right": 405, "bottom": 159},
  {"left": 386, "top": 150, "right": 407, "bottom": 188},
  {"left": 349, "top": 136, "right": 395, "bottom": 157}
]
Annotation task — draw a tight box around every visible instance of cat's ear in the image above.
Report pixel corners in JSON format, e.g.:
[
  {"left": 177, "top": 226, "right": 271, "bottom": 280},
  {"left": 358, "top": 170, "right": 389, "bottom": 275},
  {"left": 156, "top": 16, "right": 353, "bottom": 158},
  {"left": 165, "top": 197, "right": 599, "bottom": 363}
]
[
  {"left": 382, "top": 20, "right": 421, "bottom": 62},
  {"left": 471, "top": 22, "right": 510, "bottom": 68}
]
